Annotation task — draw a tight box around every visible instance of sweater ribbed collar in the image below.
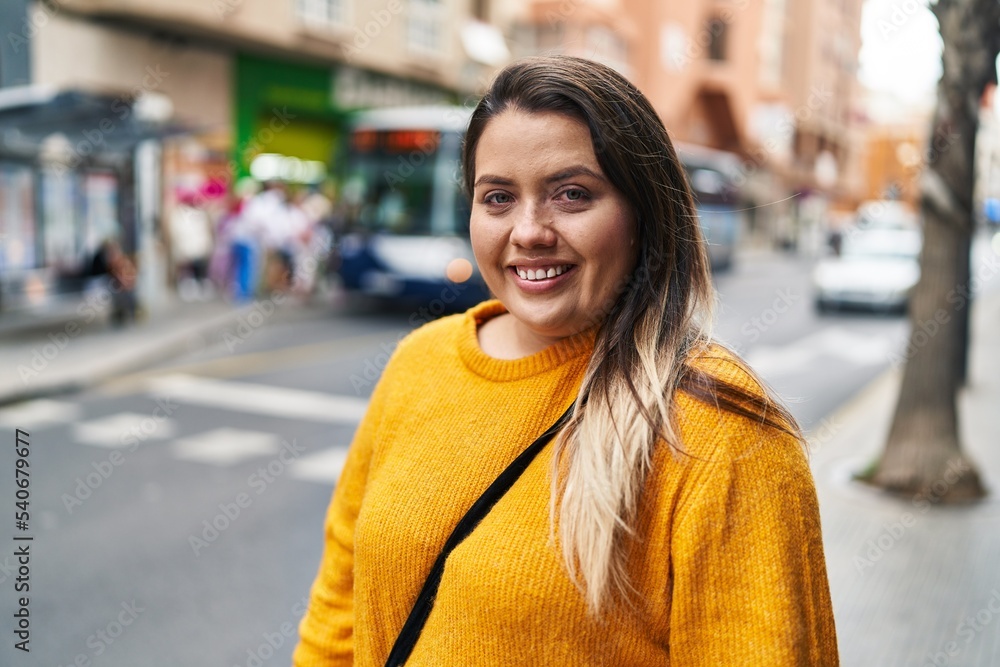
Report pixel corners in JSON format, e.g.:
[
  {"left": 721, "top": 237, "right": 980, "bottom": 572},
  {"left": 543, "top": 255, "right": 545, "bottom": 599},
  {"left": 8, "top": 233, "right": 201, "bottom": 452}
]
[{"left": 457, "top": 300, "right": 597, "bottom": 382}]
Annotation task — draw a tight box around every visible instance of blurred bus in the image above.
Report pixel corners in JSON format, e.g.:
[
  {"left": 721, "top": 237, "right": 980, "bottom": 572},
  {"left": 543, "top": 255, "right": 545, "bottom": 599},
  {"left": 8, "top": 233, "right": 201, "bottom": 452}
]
[
  {"left": 334, "top": 107, "right": 741, "bottom": 309},
  {"left": 335, "top": 106, "right": 488, "bottom": 310}
]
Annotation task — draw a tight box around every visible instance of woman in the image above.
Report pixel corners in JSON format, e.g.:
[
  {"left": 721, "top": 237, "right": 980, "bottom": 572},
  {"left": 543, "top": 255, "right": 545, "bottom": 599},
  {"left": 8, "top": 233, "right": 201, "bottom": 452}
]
[{"left": 293, "top": 56, "right": 838, "bottom": 666}]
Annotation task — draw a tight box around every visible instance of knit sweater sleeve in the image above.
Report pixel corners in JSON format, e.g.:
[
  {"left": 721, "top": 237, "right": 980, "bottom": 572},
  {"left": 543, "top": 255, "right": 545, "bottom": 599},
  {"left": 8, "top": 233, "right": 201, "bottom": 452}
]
[
  {"left": 666, "top": 405, "right": 839, "bottom": 665},
  {"left": 292, "top": 364, "right": 391, "bottom": 666}
]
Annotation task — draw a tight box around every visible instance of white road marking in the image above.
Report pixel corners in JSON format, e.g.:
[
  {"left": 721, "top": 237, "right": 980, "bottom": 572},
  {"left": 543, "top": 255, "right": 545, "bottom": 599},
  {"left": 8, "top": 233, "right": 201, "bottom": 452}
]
[
  {"left": 172, "top": 427, "right": 281, "bottom": 466},
  {"left": 0, "top": 399, "right": 81, "bottom": 429},
  {"left": 289, "top": 447, "right": 351, "bottom": 485},
  {"left": 145, "top": 374, "right": 368, "bottom": 424},
  {"left": 73, "top": 412, "right": 177, "bottom": 448},
  {"left": 745, "top": 327, "right": 899, "bottom": 378}
]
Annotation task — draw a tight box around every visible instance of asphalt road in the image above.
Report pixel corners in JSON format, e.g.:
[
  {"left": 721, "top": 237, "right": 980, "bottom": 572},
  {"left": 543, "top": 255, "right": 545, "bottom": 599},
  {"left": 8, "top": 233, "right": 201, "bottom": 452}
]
[
  {"left": 0, "top": 249, "right": 915, "bottom": 666},
  {"left": 712, "top": 250, "right": 910, "bottom": 430}
]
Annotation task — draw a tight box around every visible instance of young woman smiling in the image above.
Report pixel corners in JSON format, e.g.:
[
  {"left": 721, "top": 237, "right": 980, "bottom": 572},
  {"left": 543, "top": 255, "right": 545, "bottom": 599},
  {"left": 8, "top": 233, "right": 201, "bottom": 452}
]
[{"left": 293, "top": 56, "right": 838, "bottom": 666}]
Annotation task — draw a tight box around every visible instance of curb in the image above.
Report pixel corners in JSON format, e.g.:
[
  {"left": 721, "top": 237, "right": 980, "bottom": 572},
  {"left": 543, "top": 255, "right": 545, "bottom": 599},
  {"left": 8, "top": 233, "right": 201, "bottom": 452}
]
[
  {"left": 808, "top": 286, "right": 1000, "bottom": 486},
  {"left": 0, "top": 304, "right": 258, "bottom": 407},
  {"left": 807, "top": 363, "right": 900, "bottom": 441}
]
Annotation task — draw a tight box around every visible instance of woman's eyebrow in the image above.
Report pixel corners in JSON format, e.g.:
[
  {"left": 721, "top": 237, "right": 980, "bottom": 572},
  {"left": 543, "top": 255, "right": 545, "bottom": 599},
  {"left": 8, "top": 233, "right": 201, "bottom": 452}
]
[
  {"left": 474, "top": 165, "right": 606, "bottom": 189},
  {"left": 545, "top": 165, "right": 606, "bottom": 184},
  {"left": 473, "top": 174, "right": 515, "bottom": 188}
]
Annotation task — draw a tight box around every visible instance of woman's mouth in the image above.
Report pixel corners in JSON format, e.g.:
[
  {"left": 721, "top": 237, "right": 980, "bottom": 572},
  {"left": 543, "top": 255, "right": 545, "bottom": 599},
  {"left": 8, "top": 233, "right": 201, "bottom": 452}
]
[
  {"left": 507, "top": 264, "right": 576, "bottom": 292},
  {"left": 514, "top": 264, "right": 573, "bottom": 281}
]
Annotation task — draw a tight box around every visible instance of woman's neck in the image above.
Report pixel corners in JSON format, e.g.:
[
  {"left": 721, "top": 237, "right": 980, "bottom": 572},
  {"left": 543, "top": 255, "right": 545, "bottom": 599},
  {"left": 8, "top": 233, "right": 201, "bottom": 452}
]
[{"left": 476, "top": 312, "right": 563, "bottom": 360}]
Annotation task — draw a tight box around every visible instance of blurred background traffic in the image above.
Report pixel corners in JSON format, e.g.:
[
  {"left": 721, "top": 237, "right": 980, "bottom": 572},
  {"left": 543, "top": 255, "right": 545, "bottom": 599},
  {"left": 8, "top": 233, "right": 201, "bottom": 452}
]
[
  {"left": 2, "top": 0, "right": 1000, "bottom": 665},
  {"left": 0, "top": 0, "right": 997, "bottom": 324}
]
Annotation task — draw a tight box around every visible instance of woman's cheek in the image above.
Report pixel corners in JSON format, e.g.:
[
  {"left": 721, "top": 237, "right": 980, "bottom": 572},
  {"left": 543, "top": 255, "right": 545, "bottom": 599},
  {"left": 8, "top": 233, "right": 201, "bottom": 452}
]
[{"left": 469, "top": 221, "right": 499, "bottom": 280}]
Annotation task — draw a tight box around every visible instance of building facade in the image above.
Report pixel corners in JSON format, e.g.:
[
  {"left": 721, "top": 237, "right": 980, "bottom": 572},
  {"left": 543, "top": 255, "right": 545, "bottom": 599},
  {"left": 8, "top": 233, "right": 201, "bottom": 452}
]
[
  {"left": 503, "top": 0, "right": 866, "bottom": 247},
  {"left": 0, "top": 0, "right": 873, "bottom": 318}
]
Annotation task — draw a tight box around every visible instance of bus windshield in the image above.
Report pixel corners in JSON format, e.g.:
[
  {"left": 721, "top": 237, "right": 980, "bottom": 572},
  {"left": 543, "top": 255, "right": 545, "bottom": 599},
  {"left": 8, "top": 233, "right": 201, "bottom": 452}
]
[{"left": 342, "top": 128, "right": 467, "bottom": 237}]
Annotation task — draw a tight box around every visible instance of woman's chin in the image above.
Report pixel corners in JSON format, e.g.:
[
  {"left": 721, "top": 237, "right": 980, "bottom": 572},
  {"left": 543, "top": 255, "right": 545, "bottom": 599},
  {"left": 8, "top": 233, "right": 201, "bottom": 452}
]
[{"left": 505, "top": 303, "right": 588, "bottom": 341}]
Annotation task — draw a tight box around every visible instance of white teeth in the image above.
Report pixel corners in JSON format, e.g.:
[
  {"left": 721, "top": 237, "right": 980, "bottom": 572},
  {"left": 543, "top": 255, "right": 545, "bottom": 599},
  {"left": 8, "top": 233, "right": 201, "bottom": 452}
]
[{"left": 515, "top": 265, "right": 570, "bottom": 281}]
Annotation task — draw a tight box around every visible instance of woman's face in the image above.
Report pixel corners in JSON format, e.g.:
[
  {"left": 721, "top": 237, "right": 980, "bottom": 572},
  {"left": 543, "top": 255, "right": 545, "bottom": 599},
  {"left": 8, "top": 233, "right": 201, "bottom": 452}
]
[{"left": 470, "top": 109, "right": 638, "bottom": 342}]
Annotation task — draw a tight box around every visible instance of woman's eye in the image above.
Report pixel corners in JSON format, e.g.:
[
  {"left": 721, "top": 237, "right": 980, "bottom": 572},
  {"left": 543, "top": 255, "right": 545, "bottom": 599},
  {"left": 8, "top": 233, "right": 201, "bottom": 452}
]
[
  {"left": 484, "top": 192, "right": 512, "bottom": 205},
  {"left": 562, "top": 189, "right": 588, "bottom": 202}
]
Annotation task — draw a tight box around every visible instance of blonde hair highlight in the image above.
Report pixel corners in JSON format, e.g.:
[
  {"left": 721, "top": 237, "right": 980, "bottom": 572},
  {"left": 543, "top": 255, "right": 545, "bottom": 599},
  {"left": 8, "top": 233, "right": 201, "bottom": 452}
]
[{"left": 551, "top": 249, "right": 716, "bottom": 612}]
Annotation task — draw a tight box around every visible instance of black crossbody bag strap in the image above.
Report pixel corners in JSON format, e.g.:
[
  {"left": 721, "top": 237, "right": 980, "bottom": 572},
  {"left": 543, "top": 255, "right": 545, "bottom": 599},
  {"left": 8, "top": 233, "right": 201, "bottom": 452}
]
[{"left": 384, "top": 403, "right": 576, "bottom": 667}]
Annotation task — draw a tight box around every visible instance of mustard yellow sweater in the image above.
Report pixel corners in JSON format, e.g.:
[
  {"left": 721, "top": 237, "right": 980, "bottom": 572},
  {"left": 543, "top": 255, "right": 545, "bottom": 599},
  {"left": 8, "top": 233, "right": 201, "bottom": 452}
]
[{"left": 293, "top": 300, "right": 838, "bottom": 666}]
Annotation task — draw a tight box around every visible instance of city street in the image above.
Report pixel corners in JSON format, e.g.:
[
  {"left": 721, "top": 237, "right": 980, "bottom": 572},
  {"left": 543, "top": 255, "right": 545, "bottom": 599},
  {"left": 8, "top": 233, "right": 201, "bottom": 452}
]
[
  {"left": 4, "top": 0, "right": 1000, "bottom": 661},
  {"left": 0, "top": 248, "right": 969, "bottom": 666}
]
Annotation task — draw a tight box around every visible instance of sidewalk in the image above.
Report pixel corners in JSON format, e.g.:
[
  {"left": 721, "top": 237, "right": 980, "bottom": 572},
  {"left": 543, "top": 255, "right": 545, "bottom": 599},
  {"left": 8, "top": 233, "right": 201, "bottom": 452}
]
[
  {"left": 0, "top": 295, "right": 274, "bottom": 406},
  {"left": 811, "top": 288, "right": 1000, "bottom": 666}
]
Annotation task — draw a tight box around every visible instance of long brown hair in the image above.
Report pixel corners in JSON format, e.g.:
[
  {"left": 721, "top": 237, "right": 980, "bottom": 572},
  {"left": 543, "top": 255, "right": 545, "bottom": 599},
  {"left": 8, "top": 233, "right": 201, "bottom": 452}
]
[{"left": 463, "top": 55, "right": 801, "bottom": 613}]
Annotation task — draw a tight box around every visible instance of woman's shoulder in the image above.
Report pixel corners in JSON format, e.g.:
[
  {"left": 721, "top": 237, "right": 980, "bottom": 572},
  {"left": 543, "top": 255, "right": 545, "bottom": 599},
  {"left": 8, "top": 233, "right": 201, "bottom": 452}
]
[
  {"left": 683, "top": 342, "right": 760, "bottom": 395},
  {"left": 398, "top": 311, "right": 465, "bottom": 350},
  {"left": 356, "top": 309, "right": 467, "bottom": 400},
  {"left": 672, "top": 342, "right": 804, "bottom": 464},
  {"left": 401, "top": 298, "right": 503, "bottom": 343},
  {"left": 387, "top": 300, "right": 499, "bottom": 365},
  {"left": 384, "top": 313, "right": 465, "bottom": 375}
]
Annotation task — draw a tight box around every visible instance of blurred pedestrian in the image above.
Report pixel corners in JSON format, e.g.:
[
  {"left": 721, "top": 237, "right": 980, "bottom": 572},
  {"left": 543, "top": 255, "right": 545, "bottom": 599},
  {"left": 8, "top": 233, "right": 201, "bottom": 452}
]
[
  {"left": 293, "top": 56, "right": 838, "bottom": 666},
  {"left": 89, "top": 238, "right": 138, "bottom": 327},
  {"left": 169, "top": 190, "right": 215, "bottom": 301},
  {"left": 282, "top": 187, "right": 312, "bottom": 295},
  {"left": 207, "top": 190, "right": 243, "bottom": 297},
  {"left": 227, "top": 178, "right": 262, "bottom": 303},
  {"left": 244, "top": 179, "right": 295, "bottom": 293},
  {"left": 289, "top": 185, "right": 333, "bottom": 297}
]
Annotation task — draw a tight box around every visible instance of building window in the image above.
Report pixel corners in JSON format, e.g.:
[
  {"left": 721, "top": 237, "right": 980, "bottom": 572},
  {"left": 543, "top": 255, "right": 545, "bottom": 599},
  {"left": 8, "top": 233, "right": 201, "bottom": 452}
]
[
  {"left": 296, "top": 0, "right": 349, "bottom": 28},
  {"left": 707, "top": 17, "right": 728, "bottom": 61},
  {"left": 758, "top": 0, "right": 787, "bottom": 87},
  {"left": 408, "top": 0, "right": 445, "bottom": 55}
]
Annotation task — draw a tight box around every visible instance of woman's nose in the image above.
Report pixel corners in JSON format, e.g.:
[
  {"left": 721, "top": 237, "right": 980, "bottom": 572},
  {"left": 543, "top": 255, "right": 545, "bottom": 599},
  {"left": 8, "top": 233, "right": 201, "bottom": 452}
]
[{"left": 509, "top": 202, "right": 556, "bottom": 248}]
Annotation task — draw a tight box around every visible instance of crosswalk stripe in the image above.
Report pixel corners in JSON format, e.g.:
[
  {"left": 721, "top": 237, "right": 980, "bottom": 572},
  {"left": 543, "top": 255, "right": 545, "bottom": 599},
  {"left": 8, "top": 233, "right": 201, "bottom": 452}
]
[
  {"left": 172, "top": 428, "right": 281, "bottom": 466},
  {"left": 73, "top": 412, "right": 177, "bottom": 448},
  {"left": 745, "top": 327, "right": 898, "bottom": 378},
  {"left": 289, "top": 447, "right": 350, "bottom": 485},
  {"left": 145, "top": 374, "right": 368, "bottom": 424},
  {"left": 0, "top": 399, "right": 81, "bottom": 430}
]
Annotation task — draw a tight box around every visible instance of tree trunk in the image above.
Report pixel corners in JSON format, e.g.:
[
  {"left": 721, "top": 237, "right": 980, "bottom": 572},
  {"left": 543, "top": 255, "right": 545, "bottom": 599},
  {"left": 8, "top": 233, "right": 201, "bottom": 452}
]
[
  {"left": 860, "top": 0, "right": 1000, "bottom": 503},
  {"left": 954, "top": 229, "right": 971, "bottom": 386}
]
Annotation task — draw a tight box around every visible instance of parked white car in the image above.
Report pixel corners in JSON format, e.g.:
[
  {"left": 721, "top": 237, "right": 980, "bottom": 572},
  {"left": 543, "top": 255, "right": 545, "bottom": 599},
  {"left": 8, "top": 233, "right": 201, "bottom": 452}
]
[{"left": 813, "top": 227, "right": 922, "bottom": 313}]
